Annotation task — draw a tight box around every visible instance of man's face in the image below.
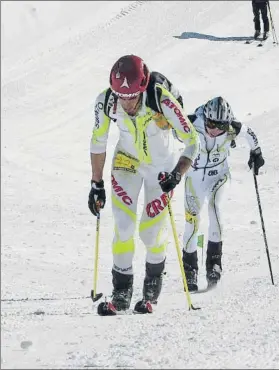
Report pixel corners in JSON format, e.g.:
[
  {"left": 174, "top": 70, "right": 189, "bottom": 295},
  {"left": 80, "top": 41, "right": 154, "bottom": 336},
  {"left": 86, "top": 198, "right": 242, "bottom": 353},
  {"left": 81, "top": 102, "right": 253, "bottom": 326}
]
[{"left": 119, "top": 95, "right": 141, "bottom": 116}]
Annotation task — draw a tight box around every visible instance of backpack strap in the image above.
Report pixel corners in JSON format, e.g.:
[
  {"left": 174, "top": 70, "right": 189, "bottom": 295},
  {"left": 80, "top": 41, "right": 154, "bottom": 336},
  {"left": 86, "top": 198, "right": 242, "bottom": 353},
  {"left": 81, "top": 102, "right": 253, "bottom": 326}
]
[
  {"left": 146, "top": 71, "right": 183, "bottom": 113},
  {"left": 230, "top": 120, "right": 242, "bottom": 136},
  {"left": 104, "top": 88, "right": 118, "bottom": 119},
  {"left": 187, "top": 114, "right": 197, "bottom": 123}
]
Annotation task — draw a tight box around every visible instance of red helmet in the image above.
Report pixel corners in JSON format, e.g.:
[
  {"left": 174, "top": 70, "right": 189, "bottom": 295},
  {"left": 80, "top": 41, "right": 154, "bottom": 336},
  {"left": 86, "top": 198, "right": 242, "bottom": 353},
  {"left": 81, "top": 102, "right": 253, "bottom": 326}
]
[{"left": 109, "top": 55, "right": 150, "bottom": 98}]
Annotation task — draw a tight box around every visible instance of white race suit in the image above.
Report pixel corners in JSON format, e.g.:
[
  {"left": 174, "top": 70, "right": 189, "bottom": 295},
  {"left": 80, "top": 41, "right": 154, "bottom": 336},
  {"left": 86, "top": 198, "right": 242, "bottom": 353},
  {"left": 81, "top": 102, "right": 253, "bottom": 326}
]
[{"left": 183, "top": 105, "right": 261, "bottom": 253}]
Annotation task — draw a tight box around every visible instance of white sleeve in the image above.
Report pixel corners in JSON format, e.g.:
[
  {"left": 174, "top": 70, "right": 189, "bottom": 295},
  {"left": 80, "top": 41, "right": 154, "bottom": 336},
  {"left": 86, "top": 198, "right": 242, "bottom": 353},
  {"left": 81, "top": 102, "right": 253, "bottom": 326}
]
[
  {"left": 158, "top": 87, "right": 200, "bottom": 162},
  {"left": 90, "top": 90, "right": 111, "bottom": 154},
  {"left": 237, "top": 123, "right": 259, "bottom": 151}
]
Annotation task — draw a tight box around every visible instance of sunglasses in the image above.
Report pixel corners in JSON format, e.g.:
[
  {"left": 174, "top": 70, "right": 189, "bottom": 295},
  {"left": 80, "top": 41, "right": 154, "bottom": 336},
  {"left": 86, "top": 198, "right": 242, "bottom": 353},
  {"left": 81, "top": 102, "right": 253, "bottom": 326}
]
[{"left": 206, "top": 119, "right": 230, "bottom": 131}]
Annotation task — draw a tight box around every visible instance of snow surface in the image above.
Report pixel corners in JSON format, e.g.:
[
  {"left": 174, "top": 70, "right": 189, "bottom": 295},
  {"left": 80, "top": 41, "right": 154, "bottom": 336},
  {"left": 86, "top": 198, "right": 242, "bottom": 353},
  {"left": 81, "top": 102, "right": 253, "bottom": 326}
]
[{"left": 1, "top": 1, "right": 279, "bottom": 369}]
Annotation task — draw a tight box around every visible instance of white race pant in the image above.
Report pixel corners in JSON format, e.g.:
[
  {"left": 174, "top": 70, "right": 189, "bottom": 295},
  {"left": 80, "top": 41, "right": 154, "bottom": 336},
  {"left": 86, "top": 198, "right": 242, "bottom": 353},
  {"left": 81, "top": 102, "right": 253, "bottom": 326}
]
[
  {"left": 111, "top": 148, "right": 175, "bottom": 275},
  {"left": 183, "top": 169, "right": 229, "bottom": 253}
]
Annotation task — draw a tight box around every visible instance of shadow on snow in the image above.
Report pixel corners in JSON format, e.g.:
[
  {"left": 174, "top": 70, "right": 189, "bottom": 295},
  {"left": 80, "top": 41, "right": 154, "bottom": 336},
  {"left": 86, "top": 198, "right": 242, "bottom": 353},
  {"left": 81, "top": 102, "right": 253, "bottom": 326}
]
[{"left": 173, "top": 32, "right": 253, "bottom": 42}]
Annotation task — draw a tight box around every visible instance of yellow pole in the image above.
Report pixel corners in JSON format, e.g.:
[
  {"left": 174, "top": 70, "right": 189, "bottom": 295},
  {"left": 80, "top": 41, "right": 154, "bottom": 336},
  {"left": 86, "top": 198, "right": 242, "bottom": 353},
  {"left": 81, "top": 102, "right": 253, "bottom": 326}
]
[
  {"left": 93, "top": 213, "right": 100, "bottom": 298},
  {"left": 167, "top": 196, "right": 198, "bottom": 310}
]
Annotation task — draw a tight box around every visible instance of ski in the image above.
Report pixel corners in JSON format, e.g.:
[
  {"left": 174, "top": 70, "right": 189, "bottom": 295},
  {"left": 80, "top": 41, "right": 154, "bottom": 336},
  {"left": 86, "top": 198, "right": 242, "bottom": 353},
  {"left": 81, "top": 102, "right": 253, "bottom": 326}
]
[
  {"left": 257, "top": 38, "right": 268, "bottom": 47},
  {"left": 97, "top": 301, "right": 117, "bottom": 316},
  {"left": 245, "top": 40, "right": 267, "bottom": 47},
  {"left": 97, "top": 299, "right": 153, "bottom": 316},
  {"left": 245, "top": 39, "right": 263, "bottom": 45},
  {"left": 245, "top": 39, "right": 256, "bottom": 45},
  {"left": 245, "top": 36, "right": 269, "bottom": 47}
]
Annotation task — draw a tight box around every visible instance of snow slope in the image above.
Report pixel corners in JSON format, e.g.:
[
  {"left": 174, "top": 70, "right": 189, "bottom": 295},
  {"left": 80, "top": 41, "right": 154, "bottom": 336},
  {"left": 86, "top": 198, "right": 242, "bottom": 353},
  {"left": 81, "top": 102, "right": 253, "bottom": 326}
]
[{"left": 1, "top": 1, "right": 279, "bottom": 368}]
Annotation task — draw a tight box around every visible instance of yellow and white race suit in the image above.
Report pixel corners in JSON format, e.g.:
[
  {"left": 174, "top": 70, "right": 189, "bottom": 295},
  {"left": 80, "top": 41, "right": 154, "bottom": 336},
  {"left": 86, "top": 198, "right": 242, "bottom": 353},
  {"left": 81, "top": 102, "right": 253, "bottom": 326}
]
[{"left": 90, "top": 85, "right": 200, "bottom": 274}]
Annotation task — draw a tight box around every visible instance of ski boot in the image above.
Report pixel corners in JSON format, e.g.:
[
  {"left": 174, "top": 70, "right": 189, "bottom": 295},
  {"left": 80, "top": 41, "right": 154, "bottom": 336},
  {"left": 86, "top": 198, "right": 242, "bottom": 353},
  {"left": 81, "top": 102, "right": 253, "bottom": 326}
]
[
  {"left": 254, "top": 30, "right": 260, "bottom": 40},
  {"left": 206, "top": 241, "right": 222, "bottom": 287},
  {"left": 134, "top": 260, "right": 165, "bottom": 314},
  {"left": 182, "top": 250, "right": 198, "bottom": 292},
  {"left": 263, "top": 31, "right": 269, "bottom": 41},
  {"left": 97, "top": 270, "right": 133, "bottom": 315}
]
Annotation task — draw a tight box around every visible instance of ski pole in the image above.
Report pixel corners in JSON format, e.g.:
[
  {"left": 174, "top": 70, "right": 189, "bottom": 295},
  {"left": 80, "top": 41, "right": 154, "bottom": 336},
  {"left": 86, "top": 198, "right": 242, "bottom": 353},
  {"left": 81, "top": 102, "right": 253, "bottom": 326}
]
[
  {"left": 91, "top": 211, "right": 103, "bottom": 302},
  {"left": 167, "top": 194, "right": 201, "bottom": 310},
  {"left": 267, "top": 1, "right": 279, "bottom": 45},
  {"left": 252, "top": 168, "right": 274, "bottom": 285}
]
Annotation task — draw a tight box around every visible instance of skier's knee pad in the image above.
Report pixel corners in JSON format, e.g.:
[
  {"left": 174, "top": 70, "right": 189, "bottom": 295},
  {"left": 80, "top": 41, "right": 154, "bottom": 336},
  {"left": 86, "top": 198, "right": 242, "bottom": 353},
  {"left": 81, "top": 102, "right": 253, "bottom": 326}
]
[
  {"left": 139, "top": 211, "right": 168, "bottom": 244},
  {"left": 112, "top": 236, "right": 135, "bottom": 274},
  {"left": 140, "top": 214, "right": 168, "bottom": 264},
  {"left": 112, "top": 236, "right": 135, "bottom": 255},
  {"left": 112, "top": 211, "right": 136, "bottom": 241}
]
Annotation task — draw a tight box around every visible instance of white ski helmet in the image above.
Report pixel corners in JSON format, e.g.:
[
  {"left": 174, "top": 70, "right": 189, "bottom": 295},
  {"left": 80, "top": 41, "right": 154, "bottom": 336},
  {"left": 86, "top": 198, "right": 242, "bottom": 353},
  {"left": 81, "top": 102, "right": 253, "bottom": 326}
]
[{"left": 203, "top": 96, "right": 234, "bottom": 123}]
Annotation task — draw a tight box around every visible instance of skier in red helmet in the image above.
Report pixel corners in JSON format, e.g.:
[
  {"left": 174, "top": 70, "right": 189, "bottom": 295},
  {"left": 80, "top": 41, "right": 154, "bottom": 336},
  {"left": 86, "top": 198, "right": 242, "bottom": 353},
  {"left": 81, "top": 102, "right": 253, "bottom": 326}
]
[{"left": 88, "top": 55, "right": 200, "bottom": 315}]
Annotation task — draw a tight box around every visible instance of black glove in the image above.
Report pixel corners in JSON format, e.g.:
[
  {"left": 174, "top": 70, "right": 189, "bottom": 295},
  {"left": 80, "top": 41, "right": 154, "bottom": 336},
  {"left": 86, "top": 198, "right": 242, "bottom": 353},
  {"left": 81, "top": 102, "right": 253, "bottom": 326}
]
[
  {"left": 88, "top": 180, "right": 106, "bottom": 216},
  {"left": 158, "top": 171, "right": 181, "bottom": 193},
  {"left": 248, "top": 147, "right": 265, "bottom": 175}
]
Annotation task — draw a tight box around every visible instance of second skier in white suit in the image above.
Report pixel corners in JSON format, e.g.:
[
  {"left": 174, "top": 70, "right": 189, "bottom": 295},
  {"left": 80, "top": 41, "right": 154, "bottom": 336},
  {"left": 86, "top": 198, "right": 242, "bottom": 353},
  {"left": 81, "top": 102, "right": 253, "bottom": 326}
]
[{"left": 182, "top": 96, "right": 265, "bottom": 291}]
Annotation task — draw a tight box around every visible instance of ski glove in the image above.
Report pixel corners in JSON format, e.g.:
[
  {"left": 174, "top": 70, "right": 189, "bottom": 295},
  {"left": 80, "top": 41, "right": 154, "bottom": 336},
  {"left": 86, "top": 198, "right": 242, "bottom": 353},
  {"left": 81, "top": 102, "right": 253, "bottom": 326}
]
[
  {"left": 158, "top": 171, "right": 181, "bottom": 193},
  {"left": 88, "top": 180, "right": 106, "bottom": 216},
  {"left": 248, "top": 147, "right": 265, "bottom": 175}
]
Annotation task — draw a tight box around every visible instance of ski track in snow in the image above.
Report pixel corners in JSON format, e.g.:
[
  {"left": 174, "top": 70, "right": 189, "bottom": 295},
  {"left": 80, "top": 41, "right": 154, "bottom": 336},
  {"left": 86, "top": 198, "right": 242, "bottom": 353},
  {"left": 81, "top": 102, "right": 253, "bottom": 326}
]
[{"left": 2, "top": 1, "right": 279, "bottom": 369}]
